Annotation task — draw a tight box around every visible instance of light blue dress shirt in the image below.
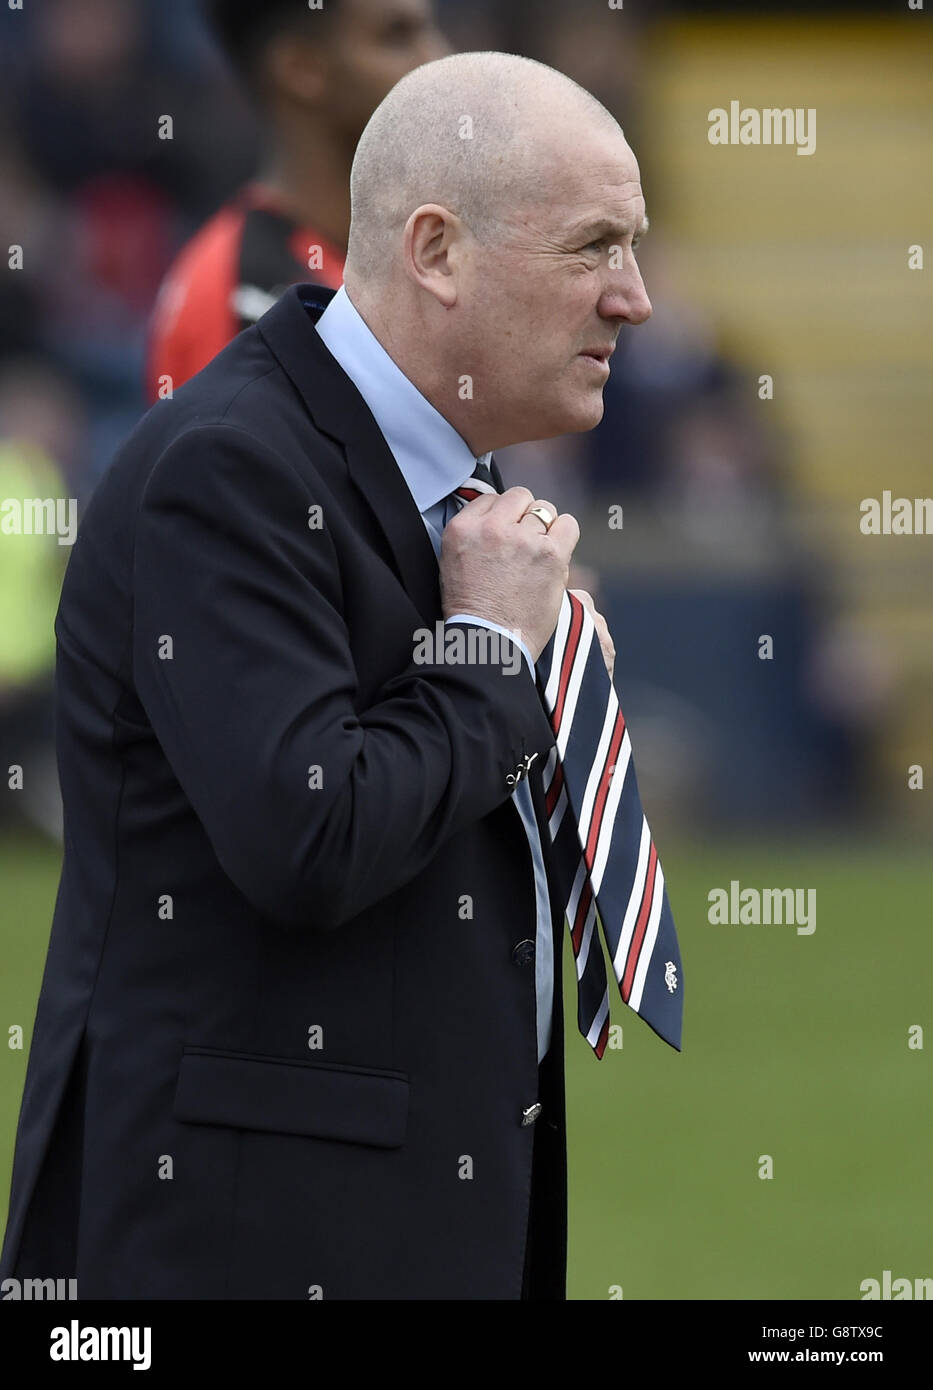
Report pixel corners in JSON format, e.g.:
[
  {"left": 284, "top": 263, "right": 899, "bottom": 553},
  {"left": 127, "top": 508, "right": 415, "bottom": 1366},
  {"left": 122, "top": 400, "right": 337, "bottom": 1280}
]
[{"left": 315, "top": 285, "right": 553, "bottom": 1061}]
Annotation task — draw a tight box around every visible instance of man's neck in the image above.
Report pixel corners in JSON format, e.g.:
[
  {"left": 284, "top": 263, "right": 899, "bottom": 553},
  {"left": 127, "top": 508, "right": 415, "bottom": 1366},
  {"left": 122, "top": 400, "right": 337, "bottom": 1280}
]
[
  {"left": 344, "top": 286, "right": 489, "bottom": 455},
  {"left": 257, "top": 116, "right": 353, "bottom": 250}
]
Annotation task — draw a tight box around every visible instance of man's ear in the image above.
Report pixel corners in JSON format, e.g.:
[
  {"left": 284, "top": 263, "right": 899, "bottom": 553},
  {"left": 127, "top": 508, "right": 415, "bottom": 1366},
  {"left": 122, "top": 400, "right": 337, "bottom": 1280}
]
[{"left": 403, "top": 205, "right": 464, "bottom": 309}]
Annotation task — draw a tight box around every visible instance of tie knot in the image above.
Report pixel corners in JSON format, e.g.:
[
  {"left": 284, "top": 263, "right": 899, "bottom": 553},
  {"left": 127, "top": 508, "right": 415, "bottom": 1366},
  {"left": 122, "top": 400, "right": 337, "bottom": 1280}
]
[{"left": 452, "top": 455, "right": 497, "bottom": 506}]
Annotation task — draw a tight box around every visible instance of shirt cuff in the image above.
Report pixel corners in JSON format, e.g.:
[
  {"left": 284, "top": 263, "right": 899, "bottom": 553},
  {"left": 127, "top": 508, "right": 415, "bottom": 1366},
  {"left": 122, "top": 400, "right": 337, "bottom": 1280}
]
[{"left": 444, "top": 615, "right": 536, "bottom": 679}]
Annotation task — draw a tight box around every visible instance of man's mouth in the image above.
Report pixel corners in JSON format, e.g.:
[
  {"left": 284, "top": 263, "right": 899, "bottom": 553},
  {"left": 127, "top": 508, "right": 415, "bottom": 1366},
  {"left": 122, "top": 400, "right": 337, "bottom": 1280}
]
[{"left": 578, "top": 346, "right": 615, "bottom": 369}]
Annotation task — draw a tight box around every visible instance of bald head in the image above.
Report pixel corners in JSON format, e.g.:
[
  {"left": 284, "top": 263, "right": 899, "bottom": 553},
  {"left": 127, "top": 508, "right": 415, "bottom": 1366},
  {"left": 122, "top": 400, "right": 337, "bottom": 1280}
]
[
  {"left": 345, "top": 51, "right": 622, "bottom": 286},
  {"left": 338, "top": 49, "right": 651, "bottom": 455}
]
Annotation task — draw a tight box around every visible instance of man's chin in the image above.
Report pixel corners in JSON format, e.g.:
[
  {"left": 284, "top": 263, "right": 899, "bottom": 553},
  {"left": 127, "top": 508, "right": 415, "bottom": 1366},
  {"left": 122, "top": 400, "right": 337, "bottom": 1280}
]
[
  {"left": 560, "top": 393, "right": 605, "bottom": 435},
  {"left": 508, "top": 395, "right": 605, "bottom": 445}
]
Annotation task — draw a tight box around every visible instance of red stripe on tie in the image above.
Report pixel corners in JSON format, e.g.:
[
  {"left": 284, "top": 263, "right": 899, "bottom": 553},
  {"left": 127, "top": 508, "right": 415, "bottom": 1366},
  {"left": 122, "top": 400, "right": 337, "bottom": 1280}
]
[
  {"left": 571, "top": 877, "right": 593, "bottom": 955},
  {"left": 621, "top": 841, "right": 658, "bottom": 1002},
  {"left": 455, "top": 487, "right": 483, "bottom": 501},
  {"left": 544, "top": 759, "right": 564, "bottom": 819},
  {"left": 594, "top": 1013, "right": 611, "bottom": 1060},
  {"left": 583, "top": 709, "right": 625, "bottom": 871},
  {"left": 551, "top": 597, "right": 584, "bottom": 733}
]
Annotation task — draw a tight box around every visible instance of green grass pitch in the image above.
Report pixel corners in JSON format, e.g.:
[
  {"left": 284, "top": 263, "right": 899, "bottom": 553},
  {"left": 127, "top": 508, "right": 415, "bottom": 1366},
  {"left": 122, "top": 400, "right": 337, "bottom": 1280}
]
[{"left": 1, "top": 831, "right": 929, "bottom": 1299}]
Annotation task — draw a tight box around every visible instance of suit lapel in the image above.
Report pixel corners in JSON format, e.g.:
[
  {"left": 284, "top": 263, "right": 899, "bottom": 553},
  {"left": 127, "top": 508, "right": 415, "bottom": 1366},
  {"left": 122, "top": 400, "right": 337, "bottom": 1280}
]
[
  {"left": 343, "top": 437, "right": 442, "bottom": 624},
  {"left": 257, "top": 283, "right": 442, "bottom": 625}
]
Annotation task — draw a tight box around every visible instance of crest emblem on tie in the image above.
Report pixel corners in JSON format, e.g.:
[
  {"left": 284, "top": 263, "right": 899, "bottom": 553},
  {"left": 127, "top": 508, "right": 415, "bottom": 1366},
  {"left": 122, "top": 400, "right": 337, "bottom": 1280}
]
[{"left": 664, "top": 961, "right": 678, "bottom": 993}]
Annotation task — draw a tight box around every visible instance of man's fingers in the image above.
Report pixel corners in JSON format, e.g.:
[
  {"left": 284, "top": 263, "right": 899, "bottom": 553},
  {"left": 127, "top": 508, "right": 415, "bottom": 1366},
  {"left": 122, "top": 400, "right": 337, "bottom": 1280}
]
[
  {"left": 546, "top": 511, "right": 580, "bottom": 554},
  {"left": 569, "top": 587, "right": 596, "bottom": 614},
  {"left": 517, "top": 498, "right": 558, "bottom": 532},
  {"left": 570, "top": 588, "right": 615, "bottom": 676},
  {"left": 567, "top": 562, "right": 599, "bottom": 595},
  {"left": 486, "top": 485, "right": 538, "bottom": 523},
  {"left": 447, "top": 488, "right": 501, "bottom": 520},
  {"left": 454, "top": 485, "right": 579, "bottom": 562}
]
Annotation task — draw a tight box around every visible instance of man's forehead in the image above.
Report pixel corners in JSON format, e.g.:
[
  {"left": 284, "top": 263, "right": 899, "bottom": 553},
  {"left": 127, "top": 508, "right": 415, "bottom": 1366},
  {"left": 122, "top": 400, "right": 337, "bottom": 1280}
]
[
  {"left": 508, "top": 183, "right": 647, "bottom": 244},
  {"left": 565, "top": 197, "right": 648, "bottom": 237},
  {"left": 549, "top": 177, "right": 648, "bottom": 241},
  {"left": 542, "top": 135, "right": 644, "bottom": 222}
]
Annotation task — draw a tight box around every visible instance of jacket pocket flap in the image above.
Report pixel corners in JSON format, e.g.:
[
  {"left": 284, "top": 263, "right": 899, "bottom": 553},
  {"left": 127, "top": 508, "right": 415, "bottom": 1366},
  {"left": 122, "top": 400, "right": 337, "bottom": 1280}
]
[{"left": 174, "top": 1048, "right": 408, "bottom": 1148}]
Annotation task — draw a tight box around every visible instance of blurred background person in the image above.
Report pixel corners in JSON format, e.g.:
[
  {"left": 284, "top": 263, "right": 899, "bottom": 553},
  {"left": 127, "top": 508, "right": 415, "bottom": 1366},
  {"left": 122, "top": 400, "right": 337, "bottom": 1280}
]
[
  {"left": 146, "top": 0, "right": 449, "bottom": 401},
  {"left": 1, "top": 0, "right": 259, "bottom": 484}
]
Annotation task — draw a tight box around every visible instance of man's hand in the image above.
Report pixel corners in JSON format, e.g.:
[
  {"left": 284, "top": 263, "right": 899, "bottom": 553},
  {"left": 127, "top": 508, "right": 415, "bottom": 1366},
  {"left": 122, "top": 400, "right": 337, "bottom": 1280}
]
[
  {"left": 569, "top": 588, "right": 615, "bottom": 681},
  {"left": 440, "top": 486, "right": 579, "bottom": 663}
]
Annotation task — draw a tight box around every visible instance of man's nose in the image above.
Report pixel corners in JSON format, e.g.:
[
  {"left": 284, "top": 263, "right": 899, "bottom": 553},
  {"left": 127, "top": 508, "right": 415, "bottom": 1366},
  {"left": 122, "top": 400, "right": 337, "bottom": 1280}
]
[{"left": 601, "top": 256, "right": 652, "bottom": 325}]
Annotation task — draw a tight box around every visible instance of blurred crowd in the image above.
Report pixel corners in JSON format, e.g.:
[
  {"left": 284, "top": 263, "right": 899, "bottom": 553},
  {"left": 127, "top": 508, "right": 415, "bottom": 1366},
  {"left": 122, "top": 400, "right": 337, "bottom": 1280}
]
[{"left": 0, "top": 0, "right": 884, "bottom": 838}]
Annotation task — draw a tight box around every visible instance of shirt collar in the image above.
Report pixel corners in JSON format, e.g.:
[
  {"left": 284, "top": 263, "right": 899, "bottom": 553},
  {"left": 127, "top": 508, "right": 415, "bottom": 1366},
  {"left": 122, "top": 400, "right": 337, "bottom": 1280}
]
[{"left": 314, "top": 284, "right": 491, "bottom": 513}]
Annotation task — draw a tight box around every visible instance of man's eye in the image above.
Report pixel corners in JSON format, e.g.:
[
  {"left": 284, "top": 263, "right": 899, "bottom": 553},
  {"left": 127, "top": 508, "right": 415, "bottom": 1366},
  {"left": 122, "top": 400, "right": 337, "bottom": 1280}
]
[{"left": 583, "top": 240, "right": 605, "bottom": 253}]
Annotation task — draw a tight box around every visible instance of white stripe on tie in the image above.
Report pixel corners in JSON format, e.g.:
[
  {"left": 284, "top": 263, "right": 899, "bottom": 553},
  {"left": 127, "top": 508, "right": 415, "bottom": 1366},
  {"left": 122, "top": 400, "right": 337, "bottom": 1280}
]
[
  {"left": 629, "top": 861, "right": 665, "bottom": 1013},
  {"left": 590, "top": 729, "right": 632, "bottom": 893},
  {"left": 612, "top": 816, "right": 652, "bottom": 978}
]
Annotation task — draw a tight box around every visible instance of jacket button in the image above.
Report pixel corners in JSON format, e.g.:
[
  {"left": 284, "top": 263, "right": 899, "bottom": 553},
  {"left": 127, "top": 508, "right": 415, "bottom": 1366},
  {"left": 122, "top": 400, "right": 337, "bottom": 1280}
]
[
  {"left": 511, "top": 939, "right": 535, "bottom": 966},
  {"left": 521, "top": 1103, "right": 542, "bottom": 1127}
]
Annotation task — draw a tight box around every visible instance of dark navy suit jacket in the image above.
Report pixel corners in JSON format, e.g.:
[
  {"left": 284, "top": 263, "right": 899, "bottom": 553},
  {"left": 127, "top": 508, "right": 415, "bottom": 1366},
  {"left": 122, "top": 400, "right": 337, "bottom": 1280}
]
[{"left": 0, "top": 283, "right": 568, "bottom": 1299}]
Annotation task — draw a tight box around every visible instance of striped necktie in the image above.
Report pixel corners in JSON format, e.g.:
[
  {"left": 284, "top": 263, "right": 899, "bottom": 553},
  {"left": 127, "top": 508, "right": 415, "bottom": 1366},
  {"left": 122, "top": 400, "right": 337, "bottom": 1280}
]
[{"left": 450, "top": 459, "right": 684, "bottom": 1056}]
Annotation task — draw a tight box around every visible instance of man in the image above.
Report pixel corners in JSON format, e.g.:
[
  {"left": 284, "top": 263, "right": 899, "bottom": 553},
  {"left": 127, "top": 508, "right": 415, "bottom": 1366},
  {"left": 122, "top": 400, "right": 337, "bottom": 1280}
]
[
  {"left": 1, "top": 51, "right": 674, "bottom": 1300},
  {"left": 145, "top": 0, "right": 448, "bottom": 401}
]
